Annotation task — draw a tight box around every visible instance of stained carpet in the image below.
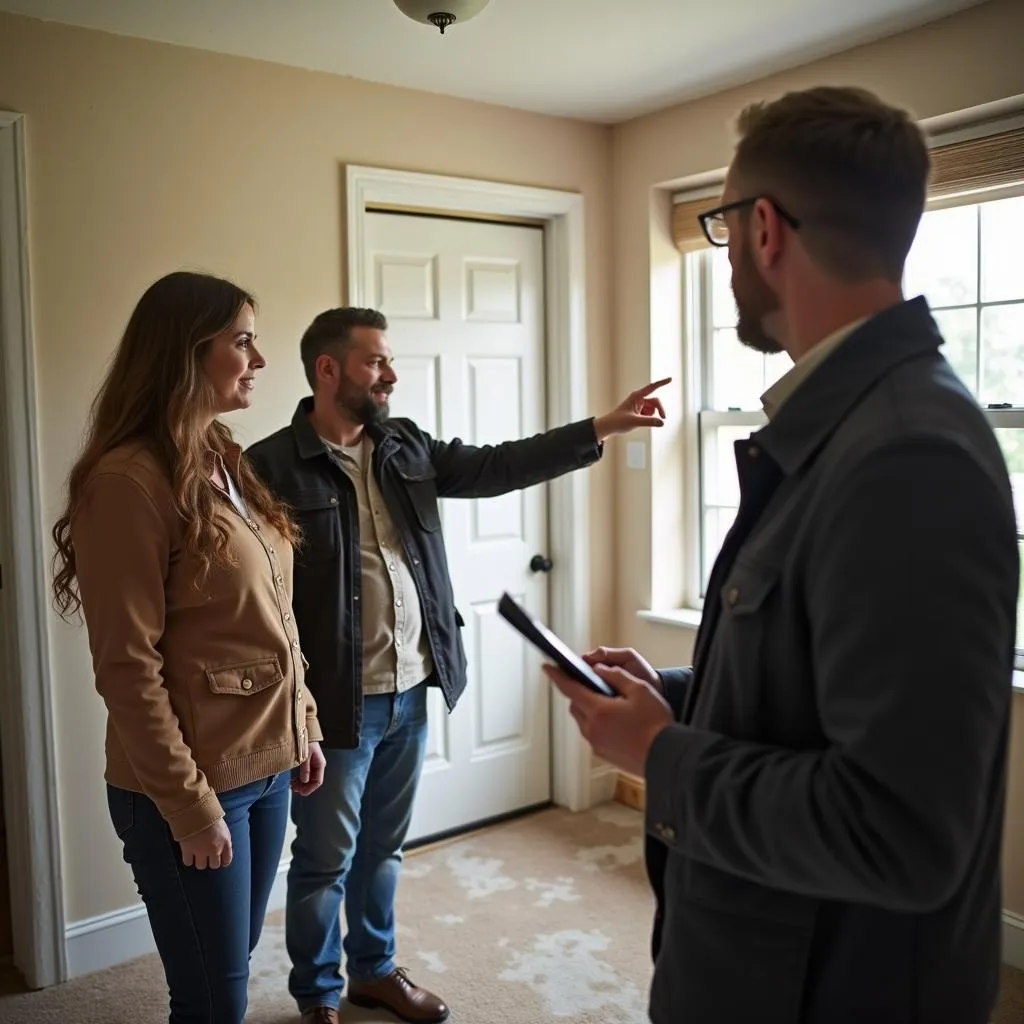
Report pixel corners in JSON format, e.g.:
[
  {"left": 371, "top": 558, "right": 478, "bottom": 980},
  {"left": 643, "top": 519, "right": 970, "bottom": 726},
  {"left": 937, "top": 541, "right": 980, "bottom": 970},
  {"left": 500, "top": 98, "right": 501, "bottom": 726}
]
[{"left": 0, "top": 803, "right": 1022, "bottom": 1022}]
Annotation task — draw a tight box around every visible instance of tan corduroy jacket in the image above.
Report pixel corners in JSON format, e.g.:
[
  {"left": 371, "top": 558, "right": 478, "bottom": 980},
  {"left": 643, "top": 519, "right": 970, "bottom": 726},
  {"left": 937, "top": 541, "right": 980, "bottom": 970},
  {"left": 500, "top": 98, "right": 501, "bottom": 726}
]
[{"left": 72, "top": 442, "right": 322, "bottom": 841}]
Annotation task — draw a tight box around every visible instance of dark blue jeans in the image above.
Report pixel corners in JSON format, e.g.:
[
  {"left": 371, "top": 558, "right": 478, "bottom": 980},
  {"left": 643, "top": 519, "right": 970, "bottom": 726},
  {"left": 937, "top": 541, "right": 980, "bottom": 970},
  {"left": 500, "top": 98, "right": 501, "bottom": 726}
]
[
  {"left": 286, "top": 685, "right": 429, "bottom": 1012},
  {"left": 107, "top": 772, "right": 290, "bottom": 1024}
]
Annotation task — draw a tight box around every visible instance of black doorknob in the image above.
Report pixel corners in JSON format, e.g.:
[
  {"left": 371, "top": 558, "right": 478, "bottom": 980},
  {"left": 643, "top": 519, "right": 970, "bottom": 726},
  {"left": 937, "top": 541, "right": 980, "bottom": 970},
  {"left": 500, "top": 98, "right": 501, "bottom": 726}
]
[{"left": 530, "top": 554, "right": 553, "bottom": 573}]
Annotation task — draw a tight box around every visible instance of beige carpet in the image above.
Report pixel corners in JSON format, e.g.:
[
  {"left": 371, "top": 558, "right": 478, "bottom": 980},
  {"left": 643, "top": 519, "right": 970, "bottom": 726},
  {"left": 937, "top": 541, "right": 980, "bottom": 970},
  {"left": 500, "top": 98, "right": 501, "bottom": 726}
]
[{"left": 0, "top": 803, "right": 1022, "bottom": 1023}]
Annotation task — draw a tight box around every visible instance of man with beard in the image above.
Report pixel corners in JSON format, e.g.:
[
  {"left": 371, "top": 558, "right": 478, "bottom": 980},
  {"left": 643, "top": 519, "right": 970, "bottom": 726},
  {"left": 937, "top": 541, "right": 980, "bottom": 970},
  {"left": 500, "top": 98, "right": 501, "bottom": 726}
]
[
  {"left": 544, "top": 86, "right": 1019, "bottom": 1024},
  {"left": 245, "top": 306, "right": 668, "bottom": 1024}
]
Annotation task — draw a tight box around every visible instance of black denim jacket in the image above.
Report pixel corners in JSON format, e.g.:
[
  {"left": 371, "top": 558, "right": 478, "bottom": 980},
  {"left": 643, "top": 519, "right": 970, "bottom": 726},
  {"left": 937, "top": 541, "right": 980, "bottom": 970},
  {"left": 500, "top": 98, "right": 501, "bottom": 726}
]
[{"left": 246, "top": 397, "right": 602, "bottom": 748}]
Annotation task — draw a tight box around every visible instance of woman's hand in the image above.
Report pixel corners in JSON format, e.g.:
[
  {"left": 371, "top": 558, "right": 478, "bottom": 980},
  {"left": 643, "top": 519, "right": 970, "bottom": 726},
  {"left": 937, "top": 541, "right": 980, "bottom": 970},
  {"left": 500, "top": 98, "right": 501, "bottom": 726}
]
[
  {"left": 292, "top": 741, "right": 326, "bottom": 797},
  {"left": 179, "top": 818, "right": 233, "bottom": 870}
]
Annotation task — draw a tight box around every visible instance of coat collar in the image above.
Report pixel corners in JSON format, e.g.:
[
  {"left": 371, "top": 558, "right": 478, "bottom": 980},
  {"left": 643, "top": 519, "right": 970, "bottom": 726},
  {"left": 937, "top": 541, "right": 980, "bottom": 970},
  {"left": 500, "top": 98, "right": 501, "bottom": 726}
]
[
  {"left": 290, "top": 396, "right": 402, "bottom": 462},
  {"left": 754, "top": 297, "right": 944, "bottom": 476}
]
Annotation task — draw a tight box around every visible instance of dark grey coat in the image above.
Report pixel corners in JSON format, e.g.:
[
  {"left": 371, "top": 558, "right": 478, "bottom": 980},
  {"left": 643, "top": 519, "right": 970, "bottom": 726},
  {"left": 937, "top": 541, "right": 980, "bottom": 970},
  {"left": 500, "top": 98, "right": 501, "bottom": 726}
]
[{"left": 645, "top": 298, "right": 1019, "bottom": 1024}]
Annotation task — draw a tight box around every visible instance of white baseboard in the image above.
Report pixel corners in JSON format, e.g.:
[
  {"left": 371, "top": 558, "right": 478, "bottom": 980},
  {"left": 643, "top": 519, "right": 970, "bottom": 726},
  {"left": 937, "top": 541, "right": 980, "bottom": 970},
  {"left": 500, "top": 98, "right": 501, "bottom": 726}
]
[
  {"left": 65, "top": 903, "right": 154, "bottom": 979},
  {"left": 1004, "top": 910, "right": 1024, "bottom": 971},
  {"left": 64, "top": 859, "right": 290, "bottom": 979},
  {"left": 588, "top": 761, "right": 620, "bottom": 807}
]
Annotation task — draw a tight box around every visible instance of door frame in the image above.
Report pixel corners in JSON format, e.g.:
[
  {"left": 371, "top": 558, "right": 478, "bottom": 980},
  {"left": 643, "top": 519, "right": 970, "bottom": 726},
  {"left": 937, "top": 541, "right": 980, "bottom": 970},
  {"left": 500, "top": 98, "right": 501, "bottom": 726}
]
[
  {"left": 0, "top": 111, "right": 67, "bottom": 988},
  {"left": 346, "top": 165, "right": 605, "bottom": 813}
]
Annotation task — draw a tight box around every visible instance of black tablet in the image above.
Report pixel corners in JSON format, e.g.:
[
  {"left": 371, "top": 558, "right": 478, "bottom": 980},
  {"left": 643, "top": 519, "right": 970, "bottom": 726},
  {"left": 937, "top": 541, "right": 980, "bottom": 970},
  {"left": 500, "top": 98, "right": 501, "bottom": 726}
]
[{"left": 497, "top": 592, "right": 616, "bottom": 698}]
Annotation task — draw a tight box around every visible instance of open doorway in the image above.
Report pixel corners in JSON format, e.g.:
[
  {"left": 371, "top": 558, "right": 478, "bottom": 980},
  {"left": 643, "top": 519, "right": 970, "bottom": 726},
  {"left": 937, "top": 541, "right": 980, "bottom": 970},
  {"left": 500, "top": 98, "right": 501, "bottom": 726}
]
[{"left": 0, "top": 110, "right": 66, "bottom": 989}]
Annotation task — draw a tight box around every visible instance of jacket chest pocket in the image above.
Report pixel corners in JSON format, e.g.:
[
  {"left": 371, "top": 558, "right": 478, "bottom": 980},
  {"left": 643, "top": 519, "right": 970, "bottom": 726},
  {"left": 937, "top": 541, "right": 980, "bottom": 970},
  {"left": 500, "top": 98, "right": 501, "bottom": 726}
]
[
  {"left": 292, "top": 488, "right": 341, "bottom": 563},
  {"left": 205, "top": 655, "right": 284, "bottom": 696},
  {"left": 397, "top": 463, "right": 441, "bottom": 533},
  {"left": 700, "top": 558, "right": 781, "bottom": 716},
  {"left": 720, "top": 558, "right": 779, "bottom": 620}
]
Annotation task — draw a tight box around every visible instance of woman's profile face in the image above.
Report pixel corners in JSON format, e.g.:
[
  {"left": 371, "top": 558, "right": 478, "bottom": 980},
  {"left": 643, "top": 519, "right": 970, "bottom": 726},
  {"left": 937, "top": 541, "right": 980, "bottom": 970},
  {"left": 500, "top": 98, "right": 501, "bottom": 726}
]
[{"left": 200, "top": 303, "right": 265, "bottom": 415}]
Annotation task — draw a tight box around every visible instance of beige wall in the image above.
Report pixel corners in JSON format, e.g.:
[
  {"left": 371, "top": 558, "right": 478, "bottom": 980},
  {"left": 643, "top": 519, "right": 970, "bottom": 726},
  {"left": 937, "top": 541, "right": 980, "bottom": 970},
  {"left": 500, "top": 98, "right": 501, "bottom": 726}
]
[
  {"left": 609, "top": 0, "right": 1024, "bottom": 912},
  {"left": 0, "top": 12, "right": 615, "bottom": 924}
]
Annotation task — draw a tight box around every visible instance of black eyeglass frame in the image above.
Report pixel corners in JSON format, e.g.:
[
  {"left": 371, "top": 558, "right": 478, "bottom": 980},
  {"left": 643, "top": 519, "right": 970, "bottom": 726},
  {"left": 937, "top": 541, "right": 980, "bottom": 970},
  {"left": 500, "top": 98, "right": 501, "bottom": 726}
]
[{"left": 697, "top": 197, "right": 801, "bottom": 247}]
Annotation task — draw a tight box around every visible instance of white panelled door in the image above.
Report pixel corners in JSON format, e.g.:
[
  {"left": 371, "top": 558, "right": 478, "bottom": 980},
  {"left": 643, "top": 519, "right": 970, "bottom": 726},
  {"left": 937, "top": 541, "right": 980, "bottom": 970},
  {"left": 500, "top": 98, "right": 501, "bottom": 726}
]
[{"left": 363, "top": 211, "right": 551, "bottom": 841}]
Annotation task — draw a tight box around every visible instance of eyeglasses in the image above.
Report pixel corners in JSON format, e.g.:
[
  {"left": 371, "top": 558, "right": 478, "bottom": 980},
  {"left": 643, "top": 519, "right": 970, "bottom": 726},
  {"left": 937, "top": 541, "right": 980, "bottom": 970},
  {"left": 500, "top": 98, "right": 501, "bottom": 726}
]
[{"left": 697, "top": 197, "right": 801, "bottom": 247}]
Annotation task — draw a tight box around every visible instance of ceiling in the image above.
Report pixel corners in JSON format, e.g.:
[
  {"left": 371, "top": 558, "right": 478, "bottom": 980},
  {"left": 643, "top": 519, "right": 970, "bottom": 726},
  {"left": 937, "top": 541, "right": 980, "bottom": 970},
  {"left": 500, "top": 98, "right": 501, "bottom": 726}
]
[{"left": 0, "top": 0, "right": 985, "bottom": 122}]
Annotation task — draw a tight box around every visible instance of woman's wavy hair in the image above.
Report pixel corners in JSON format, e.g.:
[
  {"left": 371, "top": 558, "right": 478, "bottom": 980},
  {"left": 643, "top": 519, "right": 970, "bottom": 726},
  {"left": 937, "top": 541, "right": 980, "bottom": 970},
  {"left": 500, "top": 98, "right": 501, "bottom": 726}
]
[{"left": 52, "top": 271, "right": 299, "bottom": 618}]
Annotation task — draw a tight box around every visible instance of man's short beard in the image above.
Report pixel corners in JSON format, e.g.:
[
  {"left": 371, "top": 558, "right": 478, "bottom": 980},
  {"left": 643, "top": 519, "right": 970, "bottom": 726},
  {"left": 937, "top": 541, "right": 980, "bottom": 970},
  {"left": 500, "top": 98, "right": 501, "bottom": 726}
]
[
  {"left": 333, "top": 380, "right": 390, "bottom": 426},
  {"left": 354, "top": 395, "right": 389, "bottom": 425},
  {"left": 733, "top": 238, "right": 783, "bottom": 355},
  {"left": 736, "top": 311, "right": 783, "bottom": 355}
]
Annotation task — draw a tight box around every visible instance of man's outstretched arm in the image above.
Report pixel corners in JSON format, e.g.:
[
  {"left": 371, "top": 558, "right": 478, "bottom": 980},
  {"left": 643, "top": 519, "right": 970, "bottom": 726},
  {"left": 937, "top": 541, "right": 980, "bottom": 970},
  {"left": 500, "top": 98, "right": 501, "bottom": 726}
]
[{"left": 425, "top": 379, "right": 669, "bottom": 498}]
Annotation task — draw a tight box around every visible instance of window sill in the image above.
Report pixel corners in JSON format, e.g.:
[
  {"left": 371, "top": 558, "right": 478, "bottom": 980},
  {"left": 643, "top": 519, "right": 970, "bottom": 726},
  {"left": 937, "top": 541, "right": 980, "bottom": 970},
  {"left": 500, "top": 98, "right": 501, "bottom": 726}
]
[
  {"left": 637, "top": 607, "right": 703, "bottom": 630},
  {"left": 637, "top": 611, "right": 1024, "bottom": 693}
]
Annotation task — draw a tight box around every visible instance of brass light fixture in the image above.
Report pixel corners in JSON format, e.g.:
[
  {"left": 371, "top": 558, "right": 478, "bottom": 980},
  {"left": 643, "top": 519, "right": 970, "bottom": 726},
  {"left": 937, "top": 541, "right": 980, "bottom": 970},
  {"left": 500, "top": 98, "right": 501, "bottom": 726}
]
[{"left": 392, "top": 0, "right": 491, "bottom": 35}]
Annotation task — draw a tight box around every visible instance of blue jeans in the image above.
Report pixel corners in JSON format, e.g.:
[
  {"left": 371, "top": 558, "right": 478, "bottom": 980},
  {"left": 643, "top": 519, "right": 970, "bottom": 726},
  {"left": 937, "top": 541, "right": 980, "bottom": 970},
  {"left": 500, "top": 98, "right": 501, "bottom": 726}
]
[
  {"left": 107, "top": 772, "right": 290, "bottom": 1024},
  {"left": 286, "top": 685, "right": 429, "bottom": 1012}
]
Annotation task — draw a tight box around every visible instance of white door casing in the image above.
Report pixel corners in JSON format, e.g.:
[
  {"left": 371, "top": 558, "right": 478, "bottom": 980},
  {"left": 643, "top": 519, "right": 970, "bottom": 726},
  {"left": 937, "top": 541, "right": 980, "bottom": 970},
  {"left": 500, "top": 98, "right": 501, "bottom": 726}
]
[{"left": 346, "top": 165, "right": 604, "bottom": 820}]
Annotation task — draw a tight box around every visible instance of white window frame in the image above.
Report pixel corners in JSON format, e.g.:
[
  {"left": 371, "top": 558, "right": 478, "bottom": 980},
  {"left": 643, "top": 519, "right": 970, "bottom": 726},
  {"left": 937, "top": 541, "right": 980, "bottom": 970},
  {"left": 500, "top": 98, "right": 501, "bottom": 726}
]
[
  {"left": 681, "top": 189, "right": 1024, "bottom": 670},
  {"left": 927, "top": 185, "right": 1024, "bottom": 672}
]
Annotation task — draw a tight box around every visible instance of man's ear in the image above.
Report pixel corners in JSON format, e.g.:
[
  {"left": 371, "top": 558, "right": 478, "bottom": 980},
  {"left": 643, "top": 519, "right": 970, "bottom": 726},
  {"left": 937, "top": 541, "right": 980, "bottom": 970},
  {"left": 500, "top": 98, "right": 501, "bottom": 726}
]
[
  {"left": 751, "top": 197, "right": 784, "bottom": 271},
  {"left": 315, "top": 352, "right": 338, "bottom": 385}
]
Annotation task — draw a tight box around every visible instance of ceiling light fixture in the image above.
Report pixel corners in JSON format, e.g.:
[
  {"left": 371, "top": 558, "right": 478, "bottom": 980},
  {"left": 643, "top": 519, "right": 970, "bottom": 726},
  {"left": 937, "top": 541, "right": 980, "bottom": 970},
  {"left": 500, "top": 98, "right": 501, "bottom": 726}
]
[{"left": 392, "top": 0, "right": 491, "bottom": 35}]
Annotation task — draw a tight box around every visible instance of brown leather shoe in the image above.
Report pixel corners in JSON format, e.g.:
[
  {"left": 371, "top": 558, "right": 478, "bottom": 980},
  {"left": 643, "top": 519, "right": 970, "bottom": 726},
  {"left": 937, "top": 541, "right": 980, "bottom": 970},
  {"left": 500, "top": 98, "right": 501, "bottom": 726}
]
[
  {"left": 347, "top": 967, "right": 450, "bottom": 1023},
  {"left": 300, "top": 1008, "right": 339, "bottom": 1024}
]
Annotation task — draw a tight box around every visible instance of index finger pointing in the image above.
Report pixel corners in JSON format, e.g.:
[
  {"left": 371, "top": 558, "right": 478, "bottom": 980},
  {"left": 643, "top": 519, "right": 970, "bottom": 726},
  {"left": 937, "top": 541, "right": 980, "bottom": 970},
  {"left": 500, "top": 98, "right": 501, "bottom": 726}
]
[{"left": 636, "top": 377, "right": 672, "bottom": 397}]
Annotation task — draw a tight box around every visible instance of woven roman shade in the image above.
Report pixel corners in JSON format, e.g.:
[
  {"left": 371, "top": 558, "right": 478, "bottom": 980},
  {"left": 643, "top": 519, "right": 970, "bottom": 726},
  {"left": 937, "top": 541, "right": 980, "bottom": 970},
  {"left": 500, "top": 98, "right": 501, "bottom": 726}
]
[
  {"left": 671, "top": 192, "right": 721, "bottom": 253},
  {"left": 669, "top": 124, "right": 1023, "bottom": 251},
  {"left": 927, "top": 126, "right": 1024, "bottom": 198}
]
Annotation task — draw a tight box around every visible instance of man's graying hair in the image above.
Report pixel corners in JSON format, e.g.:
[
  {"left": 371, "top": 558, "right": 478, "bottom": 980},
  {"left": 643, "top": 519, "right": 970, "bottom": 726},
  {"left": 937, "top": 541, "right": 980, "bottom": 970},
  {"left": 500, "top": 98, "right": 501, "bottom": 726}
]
[
  {"left": 299, "top": 306, "right": 389, "bottom": 390},
  {"left": 730, "top": 86, "right": 931, "bottom": 283}
]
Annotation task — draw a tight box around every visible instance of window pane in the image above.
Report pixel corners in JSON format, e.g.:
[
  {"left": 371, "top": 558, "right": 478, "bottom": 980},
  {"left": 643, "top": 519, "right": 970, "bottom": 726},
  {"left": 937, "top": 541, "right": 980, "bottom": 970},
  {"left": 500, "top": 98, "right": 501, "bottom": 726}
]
[
  {"left": 702, "top": 425, "right": 750, "bottom": 508},
  {"left": 905, "top": 204, "right": 978, "bottom": 308},
  {"left": 980, "top": 304, "right": 1024, "bottom": 407},
  {"left": 711, "top": 247, "right": 737, "bottom": 328},
  {"left": 711, "top": 328, "right": 767, "bottom": 410},
  {"left": 702, "top": 507, "right": 738, "bottom": 594},
  {"left": 981, "top": 195, "right": 1024, "bottom": 304},
  {"left": 707, "top": 249, "right": 791, "bottom": 410},
  {"left": 711, "top": 333, "right": 790, "bottom": 410},
  {"left": 764, "top": 352, "right": 790, "bottom": 392},
  {"left": 933, "top": 307, "right": 978, "bottom": 393}
]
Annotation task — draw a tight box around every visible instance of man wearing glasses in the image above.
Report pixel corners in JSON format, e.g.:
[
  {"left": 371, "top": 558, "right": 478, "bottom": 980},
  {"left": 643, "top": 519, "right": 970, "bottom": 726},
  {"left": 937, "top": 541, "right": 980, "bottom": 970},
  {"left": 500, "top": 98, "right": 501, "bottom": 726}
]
[{"left": 547, "top": 86, "right": 1019, "bottom": 1024}]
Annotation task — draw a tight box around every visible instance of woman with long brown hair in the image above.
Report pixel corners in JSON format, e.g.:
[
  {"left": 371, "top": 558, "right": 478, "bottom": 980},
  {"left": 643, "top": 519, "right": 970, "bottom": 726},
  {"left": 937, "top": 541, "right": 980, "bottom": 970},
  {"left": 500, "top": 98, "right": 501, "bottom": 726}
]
[{"left": 52, "top": 271, "right": 326, "bottom": 1023}]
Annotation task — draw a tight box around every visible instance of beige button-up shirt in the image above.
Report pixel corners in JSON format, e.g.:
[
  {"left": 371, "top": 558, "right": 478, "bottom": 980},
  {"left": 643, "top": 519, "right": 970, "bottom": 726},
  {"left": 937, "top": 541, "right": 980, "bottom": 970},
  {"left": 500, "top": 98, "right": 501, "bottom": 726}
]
[
  {"left": 761, "top": 317, "right": 868, "bottom": 420},
  {"left": 323, "top": 435, "right": 433, "bottom": 695}
]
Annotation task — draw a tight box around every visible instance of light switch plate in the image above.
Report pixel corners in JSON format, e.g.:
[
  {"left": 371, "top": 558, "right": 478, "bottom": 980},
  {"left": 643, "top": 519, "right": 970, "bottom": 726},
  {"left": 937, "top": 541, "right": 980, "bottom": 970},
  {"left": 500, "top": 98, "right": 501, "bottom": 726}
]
[{"left": 626, "top": 441, "right": 646, "bottom": 470}]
